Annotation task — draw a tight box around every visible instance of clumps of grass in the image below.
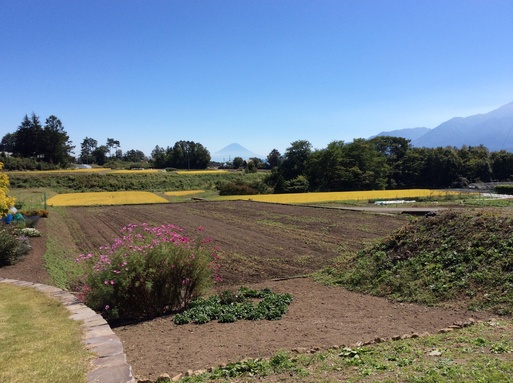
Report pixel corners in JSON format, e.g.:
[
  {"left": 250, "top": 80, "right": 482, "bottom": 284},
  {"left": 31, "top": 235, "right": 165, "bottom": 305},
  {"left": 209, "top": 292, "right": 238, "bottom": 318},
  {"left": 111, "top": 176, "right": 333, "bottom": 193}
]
[
  {"left": 316, "top": 209, "right": 513, "bottom": 315},
  {"left": 173, "top": 287, "right": 293, "bottom": 325},
  {"left": 168, "top": 320, "right": 513, "bottom": 383}
]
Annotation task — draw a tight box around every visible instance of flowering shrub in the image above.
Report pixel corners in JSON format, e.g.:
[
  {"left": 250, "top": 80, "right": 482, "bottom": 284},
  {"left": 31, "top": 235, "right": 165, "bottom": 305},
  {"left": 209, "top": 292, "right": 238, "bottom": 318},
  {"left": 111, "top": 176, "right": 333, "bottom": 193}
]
[
  {"left": 20, "top": 228, "right": 41, "bottom": 237},
  {"left": 76, "top": 223, "right": 221, "bottom": 321},
  {"left": 0, "top": 227, "right": 31, "bottom": 266}
]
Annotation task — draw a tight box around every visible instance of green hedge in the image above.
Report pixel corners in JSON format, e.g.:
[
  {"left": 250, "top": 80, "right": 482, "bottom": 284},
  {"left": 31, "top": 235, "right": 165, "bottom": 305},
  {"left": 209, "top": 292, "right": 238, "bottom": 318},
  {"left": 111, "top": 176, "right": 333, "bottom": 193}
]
[
  {"left": 495, "top": 184, "right": 513, "bottom": 195},
  {"left": 8, "top": 172, "right": 267, "bottom": 193}
]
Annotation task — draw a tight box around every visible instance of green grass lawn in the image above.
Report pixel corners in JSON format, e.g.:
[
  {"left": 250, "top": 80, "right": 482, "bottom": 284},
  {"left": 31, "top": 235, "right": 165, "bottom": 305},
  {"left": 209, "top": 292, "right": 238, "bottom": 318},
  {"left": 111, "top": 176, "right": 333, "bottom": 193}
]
[{"left": 0, "top": 283, "right": 93, "bottom": 383}]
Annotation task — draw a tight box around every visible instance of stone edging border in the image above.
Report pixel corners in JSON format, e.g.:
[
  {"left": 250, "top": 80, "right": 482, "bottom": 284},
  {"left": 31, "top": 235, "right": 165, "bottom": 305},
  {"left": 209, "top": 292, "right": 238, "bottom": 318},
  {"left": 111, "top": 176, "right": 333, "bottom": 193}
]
[{"left": 0, "top": 278, "right": 136, "bottom": 383}]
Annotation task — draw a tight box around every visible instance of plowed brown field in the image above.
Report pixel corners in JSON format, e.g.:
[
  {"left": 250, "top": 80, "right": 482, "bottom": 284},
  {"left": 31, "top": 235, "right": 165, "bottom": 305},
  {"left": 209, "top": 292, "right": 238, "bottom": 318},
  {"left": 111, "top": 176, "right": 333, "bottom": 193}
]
[{"left": 1, "top": 201, "right": 491, "bottom": 380}]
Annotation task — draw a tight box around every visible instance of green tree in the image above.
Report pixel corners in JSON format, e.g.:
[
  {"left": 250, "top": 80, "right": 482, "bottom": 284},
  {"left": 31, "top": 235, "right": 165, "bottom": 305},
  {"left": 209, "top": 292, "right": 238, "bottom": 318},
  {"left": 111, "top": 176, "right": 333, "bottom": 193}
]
[
  {"left": 280, "top": 140, "right": 312, "bottom": 180},
  {"left": 458, "top": 145, "right": 492, "bottom": 183},
  {"left": 42, "top": 115, "right": 74, "bottom": 166},
  {"left": 92, "top": 145, "right": 109, "bottom": 166},
  {"left": 169, "top": 141, "right": 211, "bottom": 169},
  {"left": 491, "top": 150, "right": 513, "bottom": 181},
  {"left": 0, "top": 133, "right": 16, "bottom": 153},
  {"left": 232, "top": 157, "right": 244, "bottom": 169},
  {"left": 394, "top": 147, "right": 430, "bottom": 188},
  {"left": 13, "top": 113, "right": 44, "bottom": 159},
  {"left": 266, "top": 149, "right": 282, "bottom": 169},
  {"left": 79, "top": 137, "right": 98, "bottom": 164},
  {"left": 425, "top": 147, "right": 462, "bottom": 187},
  {"left": 249, "top": 157, "right": 265, "bottom": 169},
  {"left": 106, "top": 138, "right": 120, "bottom": 158},
  {"left": 123, "top": 149, "right": 147, "bottom": 163},
  {"left": 151, "top": 145, "right": 168, "bottom": 168},
  {"left": 369, "top": 136, "right": 411, "bottom": 188}
]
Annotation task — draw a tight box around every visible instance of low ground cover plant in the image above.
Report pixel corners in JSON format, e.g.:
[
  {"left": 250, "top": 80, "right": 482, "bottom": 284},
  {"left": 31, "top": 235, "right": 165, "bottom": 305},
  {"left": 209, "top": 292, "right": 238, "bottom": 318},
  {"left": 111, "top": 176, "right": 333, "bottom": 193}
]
[
  {"left": 173, "top": 287, "right": 293, "bottom": 325},
  {"left": 76, "top": 223, "right": 221, "bottom": 321},
  {"left": 316, "top": 209, "right": 513, "bottom": 315}
]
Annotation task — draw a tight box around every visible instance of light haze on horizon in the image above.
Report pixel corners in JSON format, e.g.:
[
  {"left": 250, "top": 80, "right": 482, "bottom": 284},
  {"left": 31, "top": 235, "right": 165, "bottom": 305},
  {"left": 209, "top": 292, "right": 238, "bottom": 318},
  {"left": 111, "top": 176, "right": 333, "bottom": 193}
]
[{"left": 1, "top": 0, "right": 512, "bottom": 158}]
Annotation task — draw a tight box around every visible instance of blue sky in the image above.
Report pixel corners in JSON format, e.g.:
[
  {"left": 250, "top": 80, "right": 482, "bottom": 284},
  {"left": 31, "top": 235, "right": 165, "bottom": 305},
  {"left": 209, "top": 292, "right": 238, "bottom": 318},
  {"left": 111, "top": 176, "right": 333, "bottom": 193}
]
[{"left": 1, "top": 0, "right": 512, "bottom": 159}]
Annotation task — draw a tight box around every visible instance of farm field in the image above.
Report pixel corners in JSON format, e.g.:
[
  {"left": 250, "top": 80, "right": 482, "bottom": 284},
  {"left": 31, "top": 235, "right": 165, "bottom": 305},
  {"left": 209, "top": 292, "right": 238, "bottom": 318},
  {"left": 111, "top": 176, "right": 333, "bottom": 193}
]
[
  {"left": 1, "top": 200, "right": 497, "bottom": 381},
  {"left": 46, "top": 191, "right": 168, "bottom": 206},
  {"left": 41, "top": 188, "right": 462, "bottom": 207}
]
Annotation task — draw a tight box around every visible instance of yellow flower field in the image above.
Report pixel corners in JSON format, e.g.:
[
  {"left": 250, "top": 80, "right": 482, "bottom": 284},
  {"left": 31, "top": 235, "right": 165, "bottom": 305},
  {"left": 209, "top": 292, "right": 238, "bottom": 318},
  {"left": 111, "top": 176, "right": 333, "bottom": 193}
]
[
  {"left": 175, "top": 170, "right": 228, "bottom": 175},
  {"left": 164, "top": 190, "right": 205, "bottom": 196},
  {"left": 47, "top": 191, "right": 168, "bottom": 207},
  {"left": 111, "top": 169, "right": 159, "bottom": 174},
  {"left": 6, "top": 168, "right": 111, "bottom": 174},
  {"left": 216, "top": 189, "right": 460, "bottom": 204}
]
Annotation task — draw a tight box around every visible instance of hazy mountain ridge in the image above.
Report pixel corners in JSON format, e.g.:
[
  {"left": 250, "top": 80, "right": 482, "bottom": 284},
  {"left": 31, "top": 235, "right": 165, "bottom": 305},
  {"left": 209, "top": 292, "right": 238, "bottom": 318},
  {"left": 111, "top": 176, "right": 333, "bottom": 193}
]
[
  {"left": 375, "top": 101, "right": 513, "bottom": 151},
  {"left": 373, "top": 127, "right": 431, "bottom": 141}
]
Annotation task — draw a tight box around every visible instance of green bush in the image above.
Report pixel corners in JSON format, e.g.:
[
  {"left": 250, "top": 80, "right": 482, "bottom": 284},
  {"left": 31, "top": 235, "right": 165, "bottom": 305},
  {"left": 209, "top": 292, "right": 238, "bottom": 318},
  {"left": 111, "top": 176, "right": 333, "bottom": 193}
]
[
  {"left": 0, "top": 226, "right": 31, "bottom": 266},
  {"left": 76, "top": 223, "right": 221, "bottom": 321},
  {"left": 218, "top": 180, "right": 271, "bottom": 195},
  {"left": 495, "top": 184, "right": 513, "bottom": 195}
]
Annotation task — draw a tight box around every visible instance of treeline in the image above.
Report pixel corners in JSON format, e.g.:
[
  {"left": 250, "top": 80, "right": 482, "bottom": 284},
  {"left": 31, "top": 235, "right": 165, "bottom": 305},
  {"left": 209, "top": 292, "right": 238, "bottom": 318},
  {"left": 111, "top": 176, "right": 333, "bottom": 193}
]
[
  {"left": 4, "top": 113, "right": 513, "bottom": 193},
  {"left": 265, "top": 137, "right": 513, "bottom": 193},
  {"left": 1, "top": 113, "right": 74, "bottom": 168}
]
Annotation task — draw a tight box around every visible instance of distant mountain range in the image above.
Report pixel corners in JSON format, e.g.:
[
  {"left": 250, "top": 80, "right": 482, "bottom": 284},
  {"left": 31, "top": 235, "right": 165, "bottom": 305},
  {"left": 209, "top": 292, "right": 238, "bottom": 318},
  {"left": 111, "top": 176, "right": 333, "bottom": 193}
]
[
  {"left": 373, "top": 101, "right": 513, "bottom": 151},
  {"left": 211, "top": 143, "right": 264, "bottom": 163}
]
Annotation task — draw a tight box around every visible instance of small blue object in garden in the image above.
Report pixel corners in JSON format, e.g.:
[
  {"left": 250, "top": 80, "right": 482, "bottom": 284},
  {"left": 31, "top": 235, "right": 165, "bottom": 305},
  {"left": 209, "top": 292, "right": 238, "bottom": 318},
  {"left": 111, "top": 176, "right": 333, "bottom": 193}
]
[{"left": 2, "top": 213, "right": 13, "bottom": 224}]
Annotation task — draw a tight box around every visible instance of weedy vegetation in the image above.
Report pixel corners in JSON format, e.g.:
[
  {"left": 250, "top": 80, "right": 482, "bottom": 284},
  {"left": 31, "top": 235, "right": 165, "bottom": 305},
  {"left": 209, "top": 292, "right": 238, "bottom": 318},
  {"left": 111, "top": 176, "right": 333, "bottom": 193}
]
[
  {"left": 171, "top": 319, "right": 513, "bottom": 383},
  {"left": 315, "top": 209, "right": 513, "bottom": 315}
]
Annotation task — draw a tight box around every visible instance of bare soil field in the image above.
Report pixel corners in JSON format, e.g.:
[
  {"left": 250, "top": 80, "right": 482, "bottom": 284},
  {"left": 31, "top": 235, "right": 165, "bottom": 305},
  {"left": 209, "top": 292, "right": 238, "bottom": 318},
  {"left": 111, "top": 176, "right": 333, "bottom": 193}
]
[{"left": 0, "top": 201, "right": 492, "bottom": 380}]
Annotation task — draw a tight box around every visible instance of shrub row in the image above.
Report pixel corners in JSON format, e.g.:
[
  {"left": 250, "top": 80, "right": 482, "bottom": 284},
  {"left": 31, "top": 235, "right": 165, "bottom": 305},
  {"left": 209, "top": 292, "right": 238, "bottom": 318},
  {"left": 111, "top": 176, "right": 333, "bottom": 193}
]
[
  {"left": 8, "top": 172, "right": 267, "bottom": 193},
  {"left": 495, "top": 184, "right": 513, "bottom": 195}
]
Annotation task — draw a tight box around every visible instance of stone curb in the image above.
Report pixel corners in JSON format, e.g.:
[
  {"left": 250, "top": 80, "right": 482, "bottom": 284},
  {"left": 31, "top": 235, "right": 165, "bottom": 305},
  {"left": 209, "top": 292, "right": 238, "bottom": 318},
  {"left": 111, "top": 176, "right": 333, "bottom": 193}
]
[{"left": 0, "top": 277, "right": 136, "bottom": 383}]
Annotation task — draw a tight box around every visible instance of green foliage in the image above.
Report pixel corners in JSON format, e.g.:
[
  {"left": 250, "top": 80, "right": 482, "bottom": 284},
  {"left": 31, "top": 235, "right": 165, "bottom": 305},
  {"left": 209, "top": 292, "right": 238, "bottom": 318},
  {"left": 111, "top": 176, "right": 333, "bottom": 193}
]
[
  {"left": 316, "top": 209, "right": 513, "bottom": 315},
  {"left": 0, "top": 156, "right": 64, "bottom": 171},
  {"left": 217, "top": 179, "right": 271, "bottom": 195},
  {"left": 0, "top": 226, "right": 31, "bottom": 266},
  {"left": 283, "top": 175, "right": 309, "bottom": 193},
  {"left": 495, "top": 184, "right": 513, "bottom": 194},
  {"left": 7, "top": 113, "right": 74, "bottom": 167},
  {"left": 151, "top": 141, "right": 211, "bottom": 169},
  {"left": 76, "top": 223, "right": 221, "bottom": 321},
  {"left": 8, "top": 171, "right": 268, "bottom": 193},
  {"left": 172, "top": 287, "right": 293, "bottom": 325}
]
